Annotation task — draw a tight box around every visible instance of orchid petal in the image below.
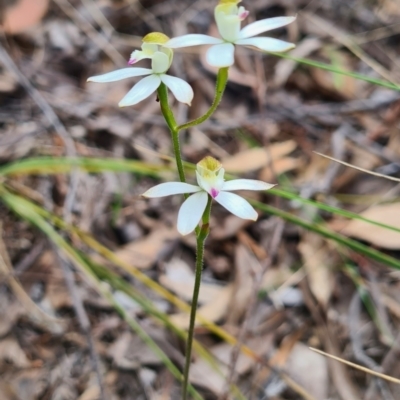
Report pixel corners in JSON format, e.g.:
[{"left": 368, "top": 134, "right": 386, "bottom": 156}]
[
  {"left": 222, "top": 179, "right": 275, "bottom": 192},
  {"left": 129, "top": 51, "right": 149, "bottom": 65},
  {"left": 164, "top": 34, "right": 223, "bottom": 49},
  {"left": 118, "top": 74, "right": 161, "bottom": 107},
  {"left": 215, "top": 191, "right": 258, "bottom": 220},
  {"left": 87, "top": 68, "right": 152, "bottom": 83},
  {"left": 177, "top": 192, "right": 208, "bottom": 235},
  {"left": 161, "top": 75, "right": 194, "bottom": 106},
  {"left": 235, "top": 37, "right": 295, "bottom": 52},
  {"left": 238, "top": 16, "right": 296, "bottom": 39},
  {"left": 206, "top": 43, "right": 235, "bottom": 67},
  {"left": 143, "top": 182, "right": 201, "bottom": 198}
]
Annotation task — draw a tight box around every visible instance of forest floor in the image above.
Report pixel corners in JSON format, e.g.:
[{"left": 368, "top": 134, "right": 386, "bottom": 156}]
[{"left": 1, "top": 0, "right": 400, "bottom": 399}]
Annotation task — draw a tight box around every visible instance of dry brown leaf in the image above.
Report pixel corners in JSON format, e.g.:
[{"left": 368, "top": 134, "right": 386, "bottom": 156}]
[
  {"left": 312, "top": 61, "right": 357, "bottom": 99},
  {"left": 261, "top": 267, "right": 293, "bottom": 290},
  {"left": 86, "top": 80, "right": 132, "bottom": 108},
  {"left": 322, "top": 331, "right": 361, "bottom": 400},
  {"left": 9, "top": 369, "right": 47, "bottom": 400},
  {"left": 170, "top": 284, "right": 234, "bottom": 329},
  {"left": 0, "top": 381, "right": 18, "bottom": 400},
  {"left": 115, "top": 227, "right": 178, "bottom": 269},
  {"left": 256, "top": 332, "right": 298, "bottom": 388},
  {"left": 259, "top": 157, "right": 303, "bottom": 181},
  {"left": 1, "top": 0, "right": 49, "bottom": 34},
  {"left": 333, "top": 144, "right": 382, "bottom": 189},
  {"left": 341, "top": 203, "right": 400, "bottom": 249},
  {"left": 159, "top": 258, "right": 223, "bottom": 304},
  {"left": 378, "top": 0, "right": 400, "bottom": 16},
  {"left": 0, "top": 240, "right": 65, "bottom": 335},
  {"left": 222, "top": 140, "right": 297, "bottom": 173},
  {"left": 273, "top": 37, "right": 322, "bottom": 87},
  {"left": 226, "top": 244, "right": 258, "bottom": 324},
  {"left": 211, "top": 216, "right": 251, "bottom": 240},
  {"left": 237, "top": 231, "right": 268, "bottom": 260},
  {"left": 0, "top": 70, "right": 18, "bottom": 93},
  {"left": 189, "top": 335, "right": 273, "bottom": 395},
  {"left": 77, "top": 386, "right": 100, "bottom": 400},
  {"left": 297, "top": 151, "right": 331, "bottom": 185},
  {"left": 46, "top": 281, "right": 73, "bottom": 310},
  {"left": 0, "top": 338, "right": 30, "bottom": 368},
  {"left": 381, "top": 294, "right": 400, "bottom": 319},
  {"left": 298, "top": 232, "right": 333, "bottom": 308},
  {"left": 285, "top": 343, "right": 329, "bottom": 399},
  {"left": 108, "top": 331, "right": 160, "bottom": 368}
]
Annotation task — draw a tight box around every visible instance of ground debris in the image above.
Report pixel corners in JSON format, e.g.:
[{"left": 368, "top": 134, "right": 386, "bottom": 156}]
[{"left": 1, "top": 0, "right": 400, "bottom": 398}]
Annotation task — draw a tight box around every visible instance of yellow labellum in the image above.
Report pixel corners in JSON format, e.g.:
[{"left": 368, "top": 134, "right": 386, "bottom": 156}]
[{"left": 143, "top": 32, "right": 170, "bottom": 44}]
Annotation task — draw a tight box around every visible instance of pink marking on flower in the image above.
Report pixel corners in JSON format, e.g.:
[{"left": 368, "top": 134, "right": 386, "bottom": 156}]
[
  {"left": 239, "top": 10, "right": 249, "bottom": 20},
  {"left": 210, "top": 188, "right": 219, "bottom": 198},
  {"left": 128, "top": 58, "right": 137, "bottom": 65}
]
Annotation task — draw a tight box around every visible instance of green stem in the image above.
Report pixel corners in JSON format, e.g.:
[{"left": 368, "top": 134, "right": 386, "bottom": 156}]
[
  {"left": 157, "top": 68, "right": 229, "bottom": 183},
  {"left": 177, "top": 67, "right": 229, "bottom": 131},
  {"left": 157, "top": 70, "right": 228, "bottom": 398},
  {"left": 182, "top": 197, "right": 212, "bottom": 400},
  {"left": 157, "top": 83, "right": 186, "bottom": 184},
  {"left": 157, "top": 82, "right": 178, "bottom": 132}
]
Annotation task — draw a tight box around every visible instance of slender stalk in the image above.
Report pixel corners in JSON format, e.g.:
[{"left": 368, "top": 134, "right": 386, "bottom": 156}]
[
  {"left": 182, "top": 197, "right": 212, "bottom": 400},
  {"left": 157, "top": 82, "right": 178, "bottom": 132},
  {"left": 177, "top": 67, "right": 229, "bottom": 131},
  {"left": 157, "top": 69, "right": 228, "bottom": 399},
  {"left": 157, "top": 68, "right": 229, "bottom": 183},
  {"left": 157, "top": 83, "right": 187, "bottom": 184}
]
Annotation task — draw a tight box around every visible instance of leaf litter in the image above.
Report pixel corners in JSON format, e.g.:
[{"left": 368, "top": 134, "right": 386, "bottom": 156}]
[{"left": 1, "top": 0, "right": 400, "bottom": 398}]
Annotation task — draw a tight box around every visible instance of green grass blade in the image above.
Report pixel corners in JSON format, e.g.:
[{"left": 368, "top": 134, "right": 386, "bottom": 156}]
[
  {"left": 0, "top": 157, "right": 163, "bottom": 177},
  {"left": 344, "top": 263, "right": 394, "bottom": 345},
  {"left": 0, "top": 188, "right": 203, "bottom": 400},
  {"left": 271, "top": 52, "right": 400, "bottom": 91},
  {"left": 9, "top": 191, "right": 255, "bottom": 356},
  {"left": 84, "top": 255, "right": 223, "bottom": 372},
  {"left": 101, "top": 289, "right": 205, "bottom": 400},
  {"left": 270, "top": 187, "right": 400, "bottom": 236},
  {"left": 1, "top": 187, "right": 247, "bottom": 399},
  {"left": 251, "top": 199, "right": 400, "bottom": 270},
  {"left": 7, "top": 157, "right": 400, "bottom": 238},
  {"left": 92, "top": 258, "right": 247, "bottom": 400}
]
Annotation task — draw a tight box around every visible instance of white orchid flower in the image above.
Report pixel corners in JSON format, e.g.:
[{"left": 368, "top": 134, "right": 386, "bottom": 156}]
[
  {"left": 87, "top": 33, "right": 193, "bottom": 107},
  {"left": 143, "top": 156, "right": 275, "bottom": 235},
  {"left": 163, "top": 0, "right": 296, "bottom": 68}
]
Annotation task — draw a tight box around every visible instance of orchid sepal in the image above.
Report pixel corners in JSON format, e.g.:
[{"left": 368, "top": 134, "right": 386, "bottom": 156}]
[
  {"left": 142, "top": 156, "right": 274, "bottom": 235},
  {"left": 163, "top": 6, "right": 296, "bottom": 68},
  {"left": 87, "top": 37, "right": 193, "bottom": 107}
]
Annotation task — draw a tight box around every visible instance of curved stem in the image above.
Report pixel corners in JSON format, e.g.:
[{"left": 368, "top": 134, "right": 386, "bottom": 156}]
[
  {"left": 157, "top": 83, "right": 186, "bottom": 184},
  {"left": 177, "top": 67, "right": 229, "bottom": 131},
  {"left": 157, "top": 82, "right": 178, "bottom": 132},
  {"left": 157, "top": 71, "right": 228, "bottom": 397},
  {"left": 182, "top": 196, "right": 212, "bottom": 400},
  {"left": 157, "top": 68, "right": 229, "bottom": 183}
]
